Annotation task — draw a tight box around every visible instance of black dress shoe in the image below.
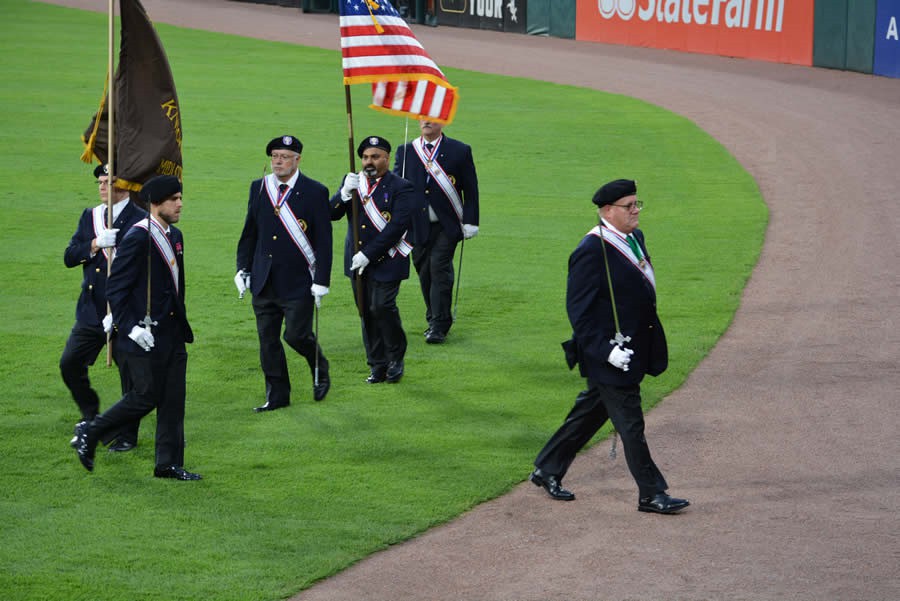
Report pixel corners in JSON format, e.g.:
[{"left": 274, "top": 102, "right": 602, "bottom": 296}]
[
  {"left": 253, "top": 402, "right": 288, "bottom": 413},
  {"left": 366, "top": 367, "right": 387, "bottom": 384},
  {"left": 529, "top": 469, "right": 575, "bottom": 501},
  {"left": 72, "top": 423, "right": 97, "bottom": 472},
  {"left": 423, "top": 327, "right": 432, "bottom": 337},
  {"left": 108, "top": 440, "right": 136, "bottom": 453},
  {"left": 313, "top": 373, "right": 330, "bottom": 401},
  {"left": 70, "top": 420, "right": 87, "bottom": 448},
  {"left": 154, "top": 465, "right": 202, "bottom": 481},
  {"left": 638, "top": 492, "right": 690, "bottom": 514},
  {"left": 385, "top": 360, "right": 404, "bottom": 383},
  {"left": 425, "top": 330, "right": 446, "bottom": 344}
]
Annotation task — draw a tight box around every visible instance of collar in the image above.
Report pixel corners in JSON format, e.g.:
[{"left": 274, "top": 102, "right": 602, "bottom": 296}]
[
  {"left": 276, "top": 170, "right": 300, "bottom": 189},
  {"left": 111, "top": 198, "right": 130, "bottom": 222},
  {"left": 600, "top": 218, "right": 629, "bottom": 239}
]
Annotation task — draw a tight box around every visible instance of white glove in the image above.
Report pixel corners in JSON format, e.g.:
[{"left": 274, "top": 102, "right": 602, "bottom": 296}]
[
  {"left": 234, "top": 270, "right": 251, "bottom": 299},
  {"left": 310, "top": 284, "right": 329, "bottom": 308},
  {"left": 462, "top": 224, "right": 479, "bottom": 239},
  {"left": 340, "top": 172, "right": 360, "bottom": 201},
  {"left": 102, "top": 313, "right": 113, "bottom": 334},
  {"left": 128, "top": 325, "right": 155, "bottom": 352},
  {"left": 96, "top": 228, "right": 119, "bottom": 249},
  {"left": 608, "top": 345, "right": 634, "bottom": 372},
  {"left": 350, "top": 251, "right": 370, "bottom": 275}
]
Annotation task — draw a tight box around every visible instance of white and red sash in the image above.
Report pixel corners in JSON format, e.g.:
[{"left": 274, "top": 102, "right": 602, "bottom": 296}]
[
  {"left": 91, "top": 204, "right": 114, "bottom": 262},
  {"left": 412, "top": 136, "right": 463, "bottom": 222},
  {"left": 134, "top": 217, "right": 179, "bottom": 293},
  {"left": 357, "top": 175, "right": 413, "bottom": 258},
  {"left": 589, "top": 225, "right": 656, "bottom": 290},
  {"left": 264, "top": 174, "right": 315, "bottom": 276}
]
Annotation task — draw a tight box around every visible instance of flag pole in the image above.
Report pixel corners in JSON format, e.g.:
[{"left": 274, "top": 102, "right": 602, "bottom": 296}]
[
  {"left": 105, "top": 0, "right": 116, "bottom": 367},
  {"left": 344, "top": 84, "right": 365, "bottom": 318}
]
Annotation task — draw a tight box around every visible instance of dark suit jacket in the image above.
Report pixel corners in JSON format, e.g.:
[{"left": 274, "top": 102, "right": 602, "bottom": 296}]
[
  {"left": 236, "top": 173, "right": 332, "bottom": 299},
  {"left": 393, "top": 135, "right": 479, "bottom": 245},
  {"left": 64, "top": 200, "right": 147, "bottom": 327},
  {"left": 330, "top": 171, "right": 415, "bottom": 282},
  {"left": 107, "top": 220, "right": 193, "bottom": 354},
  {"left": 566, "top": 227, "right": 667, "bottom": 387}
]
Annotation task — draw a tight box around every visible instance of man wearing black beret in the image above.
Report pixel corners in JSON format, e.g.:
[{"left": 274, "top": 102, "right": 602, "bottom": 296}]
[
  {"left": 331, "top": 136, "right": 415, "bottom": 384},
  {"left": 61, "top": 164, "right": 146, "bottom": 454},
  {"left": 72, "top": 175, "right": 201, "bottom": 480},
  {"left": 530, "top": 179, "right": 690, "bottom": 514},
  {"left": 236, "top": 135, "right": 333, "bottom": 410}
]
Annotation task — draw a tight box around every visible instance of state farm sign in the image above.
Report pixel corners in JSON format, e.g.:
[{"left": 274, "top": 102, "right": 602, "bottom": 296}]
[{"left": 577, "top": 0, "right": 814, "bottom": 65}]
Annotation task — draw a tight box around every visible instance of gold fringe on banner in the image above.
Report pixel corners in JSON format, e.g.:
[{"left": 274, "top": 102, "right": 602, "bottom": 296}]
[{"left": 80, "top": 69, "right": 110, "bottom": 164}]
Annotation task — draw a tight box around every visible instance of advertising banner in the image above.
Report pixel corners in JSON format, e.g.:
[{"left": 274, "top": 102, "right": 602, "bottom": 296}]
[
  {"left": 576, "top": 0, "right": 815, "bottom": 65},
  {"left": 874, "top": 0, "right": 900, "bottom": 77},
  {"left": 436, "top": 0, "right": 527, "bottom": 33}
]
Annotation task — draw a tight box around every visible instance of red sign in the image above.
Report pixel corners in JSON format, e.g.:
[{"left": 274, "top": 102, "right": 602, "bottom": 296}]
[{"left": 576, "top": 0, "right": 815, "bottom": 65}]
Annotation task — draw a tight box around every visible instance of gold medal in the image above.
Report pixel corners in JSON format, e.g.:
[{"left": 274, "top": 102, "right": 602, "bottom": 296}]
[{"left": 274, "top": 206, "right": 281, "bottom": 216}]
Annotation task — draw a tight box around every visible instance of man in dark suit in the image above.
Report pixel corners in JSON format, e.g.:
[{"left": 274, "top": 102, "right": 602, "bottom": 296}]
[
  {"left": 72, "top": 175, "right": 201, "bottom": 481},
  {"left": 61, "top": 164, "right": 146, "bottom": 453},
  {"left": 393, "top": 120, "right": 479, "bottom": 344},
  {"left": 235, "top": 135, "right": 333, "bottom": 411},
  {"left": 530, "top": 179, "right": 690, "bottom": 514},
  {"left": 331, "top": 136, "right": 415, "bottom": 384}
]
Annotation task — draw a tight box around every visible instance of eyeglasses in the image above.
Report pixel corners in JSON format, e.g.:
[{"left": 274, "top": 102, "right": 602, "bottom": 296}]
[
  {"left": 270, "top": 153, "right": 297, "bottom": 162},
  {"left": 610, "top": 200, "right": 643, "bottom": 211}
]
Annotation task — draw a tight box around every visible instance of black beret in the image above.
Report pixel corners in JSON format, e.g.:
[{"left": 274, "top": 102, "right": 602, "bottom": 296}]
[
  {"left": 357, "top": 135, "right": 391, "bottom": 158},
  {"left": 140, "top": 175, "right": 182, "bottom": 205},
  {"left": 266, "top": 135, "right": 302, "bottom": 156},
  {"left": 93, "top": 163, "right": 109, "bottom": 179},
  {"left": 592, "top": 179, "right": 637, "bottom": 207}
]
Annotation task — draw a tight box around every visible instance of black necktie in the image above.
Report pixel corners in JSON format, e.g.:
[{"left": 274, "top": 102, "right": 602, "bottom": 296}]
[
  {"left": 425, "top": 143, "right": 434, "bottom": 151},
  {"left": 279, "top": 183, "right": 288, "bottom": 194}
]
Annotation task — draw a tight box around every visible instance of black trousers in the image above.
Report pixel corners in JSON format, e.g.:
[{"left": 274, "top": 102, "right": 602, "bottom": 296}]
[
  {"left": 59, "top": 321, "right": 139, "bottom": 445},
  {"left": 351, "top": 276, "right": 406, "bottom": 369},
  {"left": 534, "top": 384, "right": 668, "bottom": 498},
  {"left": 252, "top": 282, "right": 328, "bottom": 406},
  {"left": 89, "top": 338, "right": 188, "bottom": 469},
  {"left": 412, "top": 223, "right": 458, "bottom": 335}
]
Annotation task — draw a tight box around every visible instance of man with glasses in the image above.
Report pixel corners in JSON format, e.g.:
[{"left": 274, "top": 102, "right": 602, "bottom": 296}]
[
  {"left": 61, "top": 163, "right": 146, "bottom": 453},
  {"left": 529, "top": 179, "right": 690, "bottom": 514},
  {"left": 235, "top": 135, "right": 333, "bottom": 410}
]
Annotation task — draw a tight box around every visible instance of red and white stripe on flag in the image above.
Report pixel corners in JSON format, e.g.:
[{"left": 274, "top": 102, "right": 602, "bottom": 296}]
[
  {"left": 339, "top": 0, "right": 458, "bottom": 124},
  {"left": 370, "top": 79, "right": 457, "bottom": 124}
]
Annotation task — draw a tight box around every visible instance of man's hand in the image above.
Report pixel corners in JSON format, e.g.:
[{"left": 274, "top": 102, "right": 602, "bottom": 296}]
[
  {"left": 462, "top": 224, "right": 479, "bottom": 239},
  {"left": 340, "top": 172, "right": 360, "bottom": 202},
  {"left": 96, "top": 229, "right": 119, "bottom": 249},
  {"left": 234, "top": 270, "right": 251, "bottom": 299},
  {"left": 310, "top": 284, "right": 329, "bottom": 308},
  {"left": 608, "top": 345, "right": 634, "bottom": 372},
  {"left": 102, "top": 313, "right": 113, "bottom": 334},
  {"left": 128, "top": 325, "right": 155, "bottom": 352},
  {"left": 350, "top": 251, "right": 370, "bottom": 275}
]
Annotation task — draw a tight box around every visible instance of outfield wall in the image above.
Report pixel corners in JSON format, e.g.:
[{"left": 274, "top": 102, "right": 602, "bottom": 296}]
[{"left": 233, "top": 0, "right": 900, "bottom": 78}]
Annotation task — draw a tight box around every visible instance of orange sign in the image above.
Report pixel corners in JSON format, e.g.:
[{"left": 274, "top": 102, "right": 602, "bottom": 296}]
[{"left": 576, "top": 0, "right": 814, "bottom": 65}]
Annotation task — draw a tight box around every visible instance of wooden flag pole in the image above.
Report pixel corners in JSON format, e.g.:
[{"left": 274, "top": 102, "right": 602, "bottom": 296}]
[
  {"left": 344, "top": 85, "right": 365, "bottom": 318},
  {"left": 105, "top": 0, "right": 116, "bottom": 367}
]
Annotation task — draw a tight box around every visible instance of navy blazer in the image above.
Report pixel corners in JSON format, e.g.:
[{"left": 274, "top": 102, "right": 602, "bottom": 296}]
[
  {"left": 236, "top": 173, "right": 333, "bottom": 300},
  {"left": 566, "top": 227, "right": 667, "bottom": 387},
  {"left": 63, "top": 200, "right": 147, "bottom": 327},
  {"left": 107, "top": 221, "right": 193, "bottom": 354},
  {"left": 393, "top": 135, "right": 479, "bottom": 244},
  {"left": 330, "top": 171, "right": 415, "bottom": 282}
]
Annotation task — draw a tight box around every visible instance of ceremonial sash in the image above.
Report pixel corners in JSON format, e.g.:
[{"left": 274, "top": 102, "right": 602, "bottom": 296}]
[
  {"left": 357, "top": 175, "right": 413, "bottom": 258},
  {"left": 412, "top": 137, "right": 463, "bottom": 222},
  {"left": 134, "top": 218, "right": 179, "bottom": 293},
  {"left": 91, "top": 204, "right": 113, "bottom": 263},
  {"left": 264, "top": 175, "right": 315, "bottom": 276},
  {"left": 589, "top": 225, "right": 656, "bottom": 290}
]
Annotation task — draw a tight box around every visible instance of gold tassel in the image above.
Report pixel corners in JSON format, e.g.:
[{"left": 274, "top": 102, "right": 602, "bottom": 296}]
[
  {"left": 81, "top": 68, "right": 110, "bottom": 164},
  {"left": 365, "top": 0, "right": 385, "bottom": 33}
]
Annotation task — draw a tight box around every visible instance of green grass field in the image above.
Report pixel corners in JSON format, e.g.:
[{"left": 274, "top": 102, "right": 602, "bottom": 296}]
[{"left": 1, "top": 2, "right": 766, "bottom": 599}]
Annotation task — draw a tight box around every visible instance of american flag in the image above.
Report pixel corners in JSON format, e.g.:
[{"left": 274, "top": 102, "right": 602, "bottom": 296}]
[{"left": 339, "top": 0, "right": 459, "bottom": 124}]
